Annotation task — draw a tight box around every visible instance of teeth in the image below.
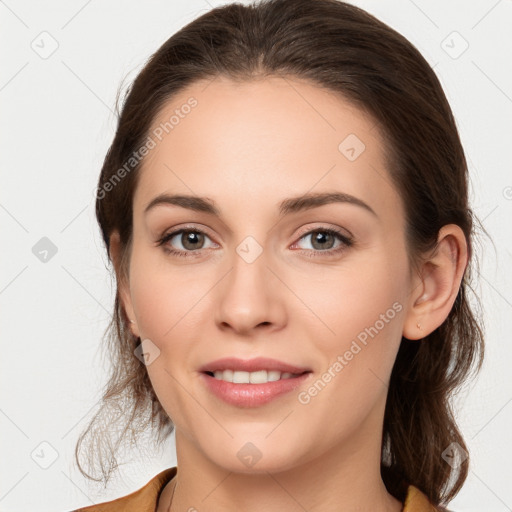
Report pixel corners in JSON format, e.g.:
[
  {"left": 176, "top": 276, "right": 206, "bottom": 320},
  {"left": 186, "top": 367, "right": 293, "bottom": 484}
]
[{"left": 212, "top": 369, "right": 298, "bottom": 383}]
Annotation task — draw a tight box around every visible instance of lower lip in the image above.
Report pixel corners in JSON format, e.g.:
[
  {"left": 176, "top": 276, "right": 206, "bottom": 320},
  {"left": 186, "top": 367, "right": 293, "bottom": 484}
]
[{"left": 199, "top": 372, "right": 311, "bottom": 408}]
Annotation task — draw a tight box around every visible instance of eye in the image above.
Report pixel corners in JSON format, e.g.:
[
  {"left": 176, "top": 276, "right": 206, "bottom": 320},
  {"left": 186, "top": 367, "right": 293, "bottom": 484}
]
[
  {"left": 156, "top": 227, "right": 217, "bottom": 258},
  {"left": 292, "top": 227, "right": 353, "bottom": 257},
  {"left": 156, "top": 225, "right": 353, "bottom": 259}
]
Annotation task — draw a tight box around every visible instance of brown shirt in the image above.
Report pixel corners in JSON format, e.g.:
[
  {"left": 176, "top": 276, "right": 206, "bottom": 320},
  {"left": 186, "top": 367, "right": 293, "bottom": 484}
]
[{"left": 72, "top": 466, "right": 442, "bottom": 511}]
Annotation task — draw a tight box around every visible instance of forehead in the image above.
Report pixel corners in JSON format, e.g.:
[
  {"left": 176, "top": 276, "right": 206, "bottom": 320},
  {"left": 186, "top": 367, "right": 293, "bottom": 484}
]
[{"left": 135, "top": 75, "right": 403, "bottom": 224}]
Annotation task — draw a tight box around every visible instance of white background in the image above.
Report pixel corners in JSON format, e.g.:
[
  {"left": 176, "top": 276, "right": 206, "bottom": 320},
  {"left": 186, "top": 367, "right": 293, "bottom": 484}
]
[{"left": 1, "top": 0, "right": 511, "bottom": 510}]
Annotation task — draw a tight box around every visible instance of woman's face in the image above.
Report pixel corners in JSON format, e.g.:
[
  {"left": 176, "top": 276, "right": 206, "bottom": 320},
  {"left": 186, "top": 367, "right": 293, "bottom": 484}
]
[{"left": 120, "top": 75, "right": 417, "bottom": 473}]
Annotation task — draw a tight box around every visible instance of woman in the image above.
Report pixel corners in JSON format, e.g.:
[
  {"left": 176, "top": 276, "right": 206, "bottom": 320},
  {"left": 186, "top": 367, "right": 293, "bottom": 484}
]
[{"left": 73, "top": 0, "right": 485, "bottom": 510}]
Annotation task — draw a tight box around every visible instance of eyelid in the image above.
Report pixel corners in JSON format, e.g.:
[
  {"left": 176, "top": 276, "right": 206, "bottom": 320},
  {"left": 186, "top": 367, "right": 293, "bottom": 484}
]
[
  {"left": 157, "top": 223, "right": 216, "bottom": 240},
  {"left": 294, "top": 222, "right": 353, "bottom": 240}
]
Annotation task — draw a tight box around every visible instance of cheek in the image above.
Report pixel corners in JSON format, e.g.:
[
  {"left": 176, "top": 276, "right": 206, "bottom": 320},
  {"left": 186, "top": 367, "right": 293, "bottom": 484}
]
[
  {"left": 289, "top": 258, "right": 407, "bottom": 442},
  {"left": 294, "top": 250, "right": 408, "bottom": 393},
  {"left": 127, "top": 246, "right": 211, "bottom": 388},
  {"left": 128, "top": 246, "right": 201, "bottom": 339},
  {"left": 301, "top": 253, "right": 405, "bottom": 339},
  {"left": 127, "top": 250, "right": 202, "bottom": 429}
]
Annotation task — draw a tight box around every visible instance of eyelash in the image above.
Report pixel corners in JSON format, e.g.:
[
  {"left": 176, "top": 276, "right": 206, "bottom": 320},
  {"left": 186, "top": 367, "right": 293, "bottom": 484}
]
[{"left": 156, "top": 226, "right": 354, "bottom": 259}]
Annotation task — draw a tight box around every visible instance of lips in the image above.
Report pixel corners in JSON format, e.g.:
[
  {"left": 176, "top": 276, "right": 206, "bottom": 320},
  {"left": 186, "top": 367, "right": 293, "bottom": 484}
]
[
  {"left": 200, "top": 371, "right": 312, "bottom": 407},
  {"left": 198, "top": 356, "right": 312, "bottom": 375}
]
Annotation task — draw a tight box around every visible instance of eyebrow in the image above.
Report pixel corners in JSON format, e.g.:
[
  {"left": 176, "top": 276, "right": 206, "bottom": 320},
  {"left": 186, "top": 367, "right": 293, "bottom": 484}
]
[{"left": 144, "top": 191, "right": 378, "bottom": 218}]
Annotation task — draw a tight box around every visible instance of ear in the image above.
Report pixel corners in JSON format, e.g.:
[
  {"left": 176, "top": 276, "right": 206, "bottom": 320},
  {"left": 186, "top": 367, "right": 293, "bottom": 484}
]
[
  {"left": 109, "top": 230, "right": 140, "bottom": 338},
  {"left": 402, "top": 224, "right": 468, "bottom": 340}
]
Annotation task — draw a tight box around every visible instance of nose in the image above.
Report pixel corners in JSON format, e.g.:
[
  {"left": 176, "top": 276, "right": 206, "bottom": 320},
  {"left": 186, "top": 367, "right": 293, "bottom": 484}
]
[{"left": 214, "top": 246, "right": 287, "bottom": 336}]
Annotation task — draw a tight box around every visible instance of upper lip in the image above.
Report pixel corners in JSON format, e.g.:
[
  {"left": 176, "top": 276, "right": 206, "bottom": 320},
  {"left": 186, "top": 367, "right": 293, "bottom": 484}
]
[{"left": 199, "top": 357, "right": 312, "bottom": 374}]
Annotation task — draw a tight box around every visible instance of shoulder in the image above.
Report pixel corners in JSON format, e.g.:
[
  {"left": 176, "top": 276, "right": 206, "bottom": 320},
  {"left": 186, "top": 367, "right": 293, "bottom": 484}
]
[
  {"left": 403, "top": 485, "right": 455, "bottom": 512},
  {"left": 71, "top": 467, "right": 177, "bottom": 512}
]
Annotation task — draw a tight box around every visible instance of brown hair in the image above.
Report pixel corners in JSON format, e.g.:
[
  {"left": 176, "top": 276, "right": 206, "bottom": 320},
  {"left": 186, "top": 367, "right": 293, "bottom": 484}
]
[{"left": 76, "top": 0, "right": 486, "bottom": 506}]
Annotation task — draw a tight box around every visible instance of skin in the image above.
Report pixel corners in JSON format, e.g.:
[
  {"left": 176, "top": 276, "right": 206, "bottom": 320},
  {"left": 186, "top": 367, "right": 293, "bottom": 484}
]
[{"left": 109, "top": 75, "right": 468, "bottom": 511}]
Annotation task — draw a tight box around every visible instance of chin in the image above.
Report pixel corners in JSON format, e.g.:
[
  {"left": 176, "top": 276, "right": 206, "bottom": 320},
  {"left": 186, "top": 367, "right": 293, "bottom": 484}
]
[{"left": 203, "top": 439, "right": 304, "bottom": 475}]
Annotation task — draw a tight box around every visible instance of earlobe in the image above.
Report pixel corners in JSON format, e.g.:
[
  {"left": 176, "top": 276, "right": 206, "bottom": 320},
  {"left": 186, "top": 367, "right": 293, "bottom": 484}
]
[
  {"left": 109, "top": 231, "right": 139, "bottom": 338},
  {"left": 402, "top": 224, "right": 468, "bottom": 341}
]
